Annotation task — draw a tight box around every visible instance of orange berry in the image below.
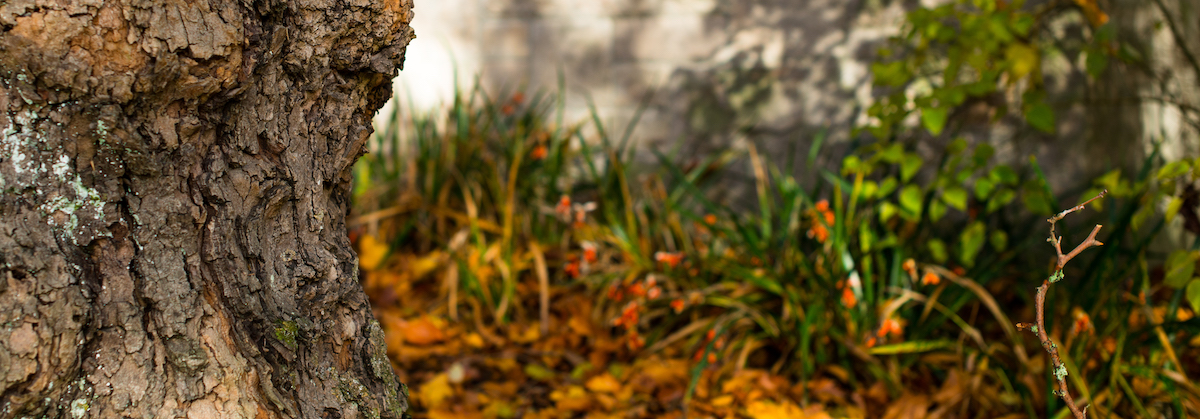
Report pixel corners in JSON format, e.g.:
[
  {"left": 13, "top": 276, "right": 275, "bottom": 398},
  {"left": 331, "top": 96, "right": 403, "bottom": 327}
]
[
  {"left": 606, "top": 284, "right": 624, "bottom": 301},
  {"left": 880, "top": 318, "right": 903, "bottom": 337},
  {"left": 921, "top": 271, "right": 940, "bottom": 286},
  {"left": 704, "top": 214, "right": 717, "bottom": 225},
  {"left": 565, "top": 260, "right": 581, "bottom": 278},
  {"left": 530, "top": 145, "right": 548, "bottom": 160},
  {"left": 647, "top": 286, "right": 661, "bottom": 299},
  {"left": 815, "top": 199, "right": 830, "bottom": 212},
  {"left": 670, "top": 299, "right": 685, "bottom": 313},
  {"left": 902, "top": 258, "right": 916, "bottom": 275},
  {"left": 582, "top": 243, "right": 598, "bottom": 263},
  {"left": 655, "top": 252, "right": 684, "bottom": 268},
  {"left": 841, "top": 287, "right": 857, "bottom": 309},
  {"left": 628, "top": 283, "right": 646, "bottom": 297},
  {"left": 706, "top": 329, "right": 716, "bottom": 341},
  {"left": 707, "top": 353, "right": 717, "bottom": 363},
  {"left": 555, "top": 195, "right": 572, "bottom": 221}
]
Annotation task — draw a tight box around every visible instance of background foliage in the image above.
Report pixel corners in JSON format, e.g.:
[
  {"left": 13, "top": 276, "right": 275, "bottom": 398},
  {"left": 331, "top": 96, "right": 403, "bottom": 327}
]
[{"left": 352, "top": 1, "right": 1200, "bottom": 417}]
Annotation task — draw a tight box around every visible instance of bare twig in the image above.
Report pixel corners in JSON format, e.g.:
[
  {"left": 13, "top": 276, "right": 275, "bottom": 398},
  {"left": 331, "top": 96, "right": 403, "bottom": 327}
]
[{"left": 1016, "top": 189, "right": 1107, "bottom": 419}]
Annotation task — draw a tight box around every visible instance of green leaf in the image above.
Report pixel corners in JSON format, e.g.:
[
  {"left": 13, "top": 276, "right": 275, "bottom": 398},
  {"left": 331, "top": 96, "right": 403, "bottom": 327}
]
[
  {"left": 1022, "top": 185, "right": 1054, "bottom": 215},
  {"left": 1025, "top": 102, "right": 1056, "bottom": 133},
  {"left": 974, "top": 177, "right": 995, "bottom": 200},
  {"left": 879, "top": 201, "right": 899, "bottom": 221},
  {"left": 1006, "top": 43, "right": 1038, "bottom": 79},
  {"left": 987, "top": 188, "right": 1016, "bottom": 212},
  {"left": 525, "top": 363, "right": 557, "bottom": 381},
  {"left": 929, "top": 200, "right": 948, "bottom": 221},
  {"left": 901, "top": 153, "right": 924, "bottom": 182},
  {"left": 1131, "top": 203, "right": 1156, "bottom": 231},
  {"left": 942, "top": 186, "right": 969, "bottom": 211},
  {"left": 1085, "top": 48, "right": 1109, "bottom": 78},
  {"left": 899, "top": 185, "right": 923, "bottom": 218},
  {"left": 878, "top": 143, "right": 905, "bottom": 163},
  {"left": 1011, "top": 13, "right": 1035, "bottom": 37},
  {"left": 842, "top": 155, "right": 863, "bottom": 175},
  {"left": 921, "top": 107, "right": 949, "bottom": 136},
  {"left": 947, "top": 138, "right": 968, "bottom": 155},
  {"left": 1166, "top": 196, "right": 1184, "bottom": 223},
  {"left": 860, "top": 226, "right": 874, "bottom": 253},
  {"left": 928, "top": 238, "right": 949, "bottom": 263},
  {"left": 878, "top": 177, "right": 898, "bottom": 197},
  {"left": 972, "top": 143, "right": 995, "bottom": 167},
  {"left": 1165, "top": 250, "right": 1198, "bottom": 289},
  {"left": 868, "top": 340, "right": 955, "bottom": 355},
  {"left": 1157, "top": 160, "right": 1192, "bottom": 180},
  {"left": 958, "top": 221, "right": 987, "bottom": 267},
  {"left": 872, "top": 61, "right": 910, "bottom": 87},
  {"left": 862, "top": 181, "right": 879, "bottom": 200},
  {"left": 1187, "top": 280, "right": 1200, "bottom": 315},
  {"left": 990, "top": 230, "right": 1008, "bottom": 251},
  {"left": 989, "top": 165, "right": 1018, "bottom": 185}
]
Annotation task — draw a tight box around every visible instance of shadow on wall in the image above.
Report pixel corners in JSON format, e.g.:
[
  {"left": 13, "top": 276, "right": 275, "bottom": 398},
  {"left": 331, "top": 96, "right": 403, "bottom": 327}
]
[
  {"left": 417, "top": 0, "right": 1189, "bottom": 206},
  {"left": 475, "top": 0, "right": 916, "bottom": 203}
]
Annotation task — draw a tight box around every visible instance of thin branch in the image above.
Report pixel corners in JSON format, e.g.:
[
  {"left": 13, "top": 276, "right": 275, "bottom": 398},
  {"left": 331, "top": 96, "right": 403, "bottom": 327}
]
[{"left": 1017, "top": 189, "right": 1108, "bottom": 419}]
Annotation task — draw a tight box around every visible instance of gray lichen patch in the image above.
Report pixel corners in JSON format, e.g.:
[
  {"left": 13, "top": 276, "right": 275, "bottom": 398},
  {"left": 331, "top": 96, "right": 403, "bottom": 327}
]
[
  {"left": 2, "top": 104, "right": 108, "bottom": 245},
  {"left": 333, "top": 370, "right": 382, "bottom": 419},
  {"left": 367, "top": 319, "right": 408, "bottom": 416}
]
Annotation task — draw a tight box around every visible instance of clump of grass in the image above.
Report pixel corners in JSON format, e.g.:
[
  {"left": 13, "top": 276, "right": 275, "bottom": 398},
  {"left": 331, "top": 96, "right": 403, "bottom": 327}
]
[{"left": 353, "top": 77, "right": 1200, "bottom": 417}]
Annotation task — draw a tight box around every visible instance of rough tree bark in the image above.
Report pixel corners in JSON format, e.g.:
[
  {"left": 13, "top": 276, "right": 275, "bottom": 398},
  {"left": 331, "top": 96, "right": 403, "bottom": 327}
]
[{"left": 0, "top": 0, "right": 414, "bottom": 416}]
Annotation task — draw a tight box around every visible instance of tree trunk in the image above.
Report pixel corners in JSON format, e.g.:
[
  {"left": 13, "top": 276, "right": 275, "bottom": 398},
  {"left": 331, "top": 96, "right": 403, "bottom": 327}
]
[{"left": 0, "top": 0, "right": 414, "bottom": 417}]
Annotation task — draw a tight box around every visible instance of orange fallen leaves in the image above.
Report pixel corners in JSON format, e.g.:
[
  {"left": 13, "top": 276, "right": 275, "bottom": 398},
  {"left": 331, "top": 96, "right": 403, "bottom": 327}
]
[
  {"left": 419, "top": 372, "right": 454, "bottom": 409},
  {"left": 358, "top": 234, "right": 389, "bottom": 271},
  {"left": 585, "top": 373, "right": 623, "bottom": 393},
  {"left": 398, "top": 316, "right": 447, "bottom": 346}
]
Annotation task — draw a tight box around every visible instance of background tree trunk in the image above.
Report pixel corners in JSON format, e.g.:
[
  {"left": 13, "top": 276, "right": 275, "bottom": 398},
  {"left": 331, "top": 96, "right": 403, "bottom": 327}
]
[{"left": 0, "top": 0, "right": 414, "bottom": 417}]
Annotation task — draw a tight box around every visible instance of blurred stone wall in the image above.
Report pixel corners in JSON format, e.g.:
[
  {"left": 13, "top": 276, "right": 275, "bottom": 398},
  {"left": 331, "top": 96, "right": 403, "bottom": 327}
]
[{"left": 387, "top": 0, "right": 1199, "bottom": 203}]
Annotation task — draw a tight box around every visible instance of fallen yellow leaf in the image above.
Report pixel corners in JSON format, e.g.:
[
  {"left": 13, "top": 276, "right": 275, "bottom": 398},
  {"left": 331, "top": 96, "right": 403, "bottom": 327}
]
[
  {"left": 550, "top": 385, "right": 592, "bottom": 412},
  {"left": 585, "top": 373, "right": 622, "bottom": 393},
  {"left": 419, "top": 373, "right": 453, "bottom": 410},
  {"left": 428, "top": 409, "right": 483, "bottom": 419},
  {"left": 408, "top": 250, "right": 445, "bottom": 280},
  {"left": 745, "top": 400, "right": 805, "bottom": 419},
  {"left": 400, "top": 317, "right": 446, "bottom": 346},
  {"left": 358, "top": 234, "right": 389, "bottom": 271},
  {"left": 464, "top": 332, "right": 485, "bottom": 348}
]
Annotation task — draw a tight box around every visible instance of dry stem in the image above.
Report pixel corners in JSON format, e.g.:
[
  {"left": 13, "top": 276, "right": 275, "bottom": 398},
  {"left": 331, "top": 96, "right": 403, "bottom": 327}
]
[{"left": 1016, "top": 189, "right": 1107, "bottom": 419}]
